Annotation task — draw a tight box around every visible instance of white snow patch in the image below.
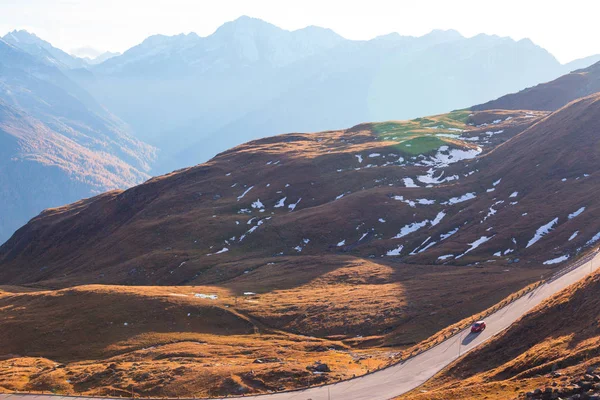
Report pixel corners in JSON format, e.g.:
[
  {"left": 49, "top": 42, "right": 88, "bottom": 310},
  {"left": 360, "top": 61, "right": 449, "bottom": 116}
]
[
  {"left": 526, "top": 218, "right": 558, "bottom": 248},
  {"left": 288, "top": 198, "right": 302, "bottom": 211},
  {"left": 444, "top": 192, "right": 476, "bottom": 205},
  {"left": 440, "top": 227, "right": 459, "bottom": 241},
  {"left": 386, "top": 245, "right": 404, "bottom": 256},
  {"left": 423, "top": 147, "right": 482, "bottom": 169},
  {"left": 251, "top": 199, "right": 265, "bottom": 209},
  {"left": 378, "top": 218, "right": 386, "bottom": 223},
  {"left": 431, "top": 211, "right": 446, "bottom": 227},
  {"left": 438, "top": 254, "right": 454, "bottom": 261},
  {"left": 355, "top": 154, "right": 363, "bottom": 163},
  {"left": 510, "top": 192, "right": 518, "bottom": 198},
  {"left": 493, "top": 179, "right": 502, "bottom": 186},
  {"left": 274, "top": 197, "right": 287, "bottom": 208},
  {"left": 237, "top": 186, "right": 254, "bottom": 201},
  {"left": 417, "top": 169, "right": 459, "bottom": 185},
  {"left": 207, "top": 247, "right": 229, "bottom": 256},
  {"left": 393, "top": 220, "right": 429, "bottom": 239},
  {"left": 456, "top": 236, "right": 493, "bottom": 259},
  {"left": 369, "top": 153, "right": 381, "bottom": 158},
  {"left": 569, "top": 231, "right": 579, "bottom": 241},
  {"left": 543, "top": 255, "right": 570, "bottom": 265},
  {"left": 586, "top": 232, "right": 600, "bottom": 246},
  {"left": 568, "top": 207, "right": 585, "bottom": 219},
  {"left": 418, "top": 241, "right": 437, "bottom": 253},
  {"left": 403, "top": 178, "right": 418, "bottom": 188},
  {"left": 418, "top": 199, "right": 436, "bottom": 205}
]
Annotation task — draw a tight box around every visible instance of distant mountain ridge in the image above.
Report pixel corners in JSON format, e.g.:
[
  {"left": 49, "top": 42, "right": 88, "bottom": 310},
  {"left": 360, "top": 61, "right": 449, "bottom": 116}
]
[{"left": 2, "top": 30, "right": 88, "bottom": 69}]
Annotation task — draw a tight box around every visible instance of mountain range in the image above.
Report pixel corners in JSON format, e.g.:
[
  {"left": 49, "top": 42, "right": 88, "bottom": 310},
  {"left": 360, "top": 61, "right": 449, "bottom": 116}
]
[{"left": 77, "top": 17, "right": 600, "bottom": 174}]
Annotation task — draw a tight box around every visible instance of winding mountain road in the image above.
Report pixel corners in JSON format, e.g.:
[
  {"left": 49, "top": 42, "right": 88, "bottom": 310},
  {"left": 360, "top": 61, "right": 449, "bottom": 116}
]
[{"left": 2, "top": 253, "right": 599, "bottom": 400}]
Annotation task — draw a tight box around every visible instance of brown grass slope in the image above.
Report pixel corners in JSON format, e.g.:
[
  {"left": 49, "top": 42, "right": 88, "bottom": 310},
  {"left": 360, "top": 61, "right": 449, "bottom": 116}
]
[
  {"left": 1, "top": 104, "right": 594, "bottom": 287},
  {"left": 0, "top": 110, "right": 546, "bottom": 287},
  {"left": 472, "top": 61, "right": 600, "bottom": 112},
  {"left": 401, "top": 265, "right": 600, "bottom": 400}
]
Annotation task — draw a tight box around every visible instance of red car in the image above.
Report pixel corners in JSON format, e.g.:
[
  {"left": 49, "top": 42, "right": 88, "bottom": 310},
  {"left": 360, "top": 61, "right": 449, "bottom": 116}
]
[{"left": 471, "top": 321, "right": 486, "bottom": 333}]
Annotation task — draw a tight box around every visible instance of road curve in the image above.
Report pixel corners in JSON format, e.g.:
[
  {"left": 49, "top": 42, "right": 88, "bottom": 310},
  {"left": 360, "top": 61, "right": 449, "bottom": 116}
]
[{"left": 2, "top": 253, "right": 599, "bottom": 400}]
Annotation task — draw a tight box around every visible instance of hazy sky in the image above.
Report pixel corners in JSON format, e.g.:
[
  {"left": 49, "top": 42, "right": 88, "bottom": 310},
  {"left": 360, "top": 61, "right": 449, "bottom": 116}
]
[{"left": 1, "top": 0, "right": 598, "bottom": 63}]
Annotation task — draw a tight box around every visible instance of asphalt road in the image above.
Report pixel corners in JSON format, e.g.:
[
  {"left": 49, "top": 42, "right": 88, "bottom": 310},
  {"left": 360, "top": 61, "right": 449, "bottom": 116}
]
[{"left": 2, "top": 253, "right": 599, "bottom": 400}]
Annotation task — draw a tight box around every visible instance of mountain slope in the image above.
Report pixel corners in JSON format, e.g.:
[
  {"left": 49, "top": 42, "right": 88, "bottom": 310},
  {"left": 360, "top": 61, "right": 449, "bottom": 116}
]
[
  {"left": 4, "top": 95, "right": 600, "bottom": 289},
  {"left": 0, "top": 39, "right": 156, "bottom": 244},
  {"left": 472, "top": 60, "right": 600, "bottom": 112}
]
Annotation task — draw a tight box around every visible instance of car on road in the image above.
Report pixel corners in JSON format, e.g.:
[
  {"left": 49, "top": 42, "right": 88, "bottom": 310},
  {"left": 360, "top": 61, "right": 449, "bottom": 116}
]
[{"left": 471, "top": 321, "right": 486, "bottom": 333}]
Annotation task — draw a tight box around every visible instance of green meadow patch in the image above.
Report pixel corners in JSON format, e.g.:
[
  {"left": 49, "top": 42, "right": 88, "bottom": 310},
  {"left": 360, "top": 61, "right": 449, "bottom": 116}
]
[{"left": 371, "top": 111, "right": 474, "bottom": 155}]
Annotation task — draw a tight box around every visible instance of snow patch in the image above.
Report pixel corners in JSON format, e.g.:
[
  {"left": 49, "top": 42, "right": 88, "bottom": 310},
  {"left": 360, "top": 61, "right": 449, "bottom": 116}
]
[
  {"left": 430, "top": 211, "right": 446, "bottom": 227},
  {"left": 288, "top": 198, "right": 302, "bottom": 211},
  {"left": 568, "top": 207, "right": 585, "bottom": 219},
  {"left": 207, "top": 247, "right": 229, "bottom": 256},
  {"left": 274, "top": 197, "right": 286, "bottom": 208},
  {"left": 543, "top": 255, "right": 570, "bottom": 265},
  {"left": 440, "top": 227, "right": 459, "bottom": 241},
  {"left": 386, "top": 245, "right": 404, "bottom": 256},
  {"left": 251, "top": 199, "right": 265, "bottom": 209},
  {"left": 237, "top": 186, "right": 254, "bottom": 201},
  {"left": 403, "top": 178, "right": 418, "bottom": 188},
  {"left": 569, "top": 231, "right": 579, "bottom": 241},
  {"left": 456, "top": 236, "right": 493, "bottom": 259},
  {"left": 526, "top": 218, "right": 558, "bottom": 248},
  {"left": 444, "top": 192, "right": 476, "bottom": 205},
  {"left": 393, "top": 220, "right": 429, "bottom": 239}
]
